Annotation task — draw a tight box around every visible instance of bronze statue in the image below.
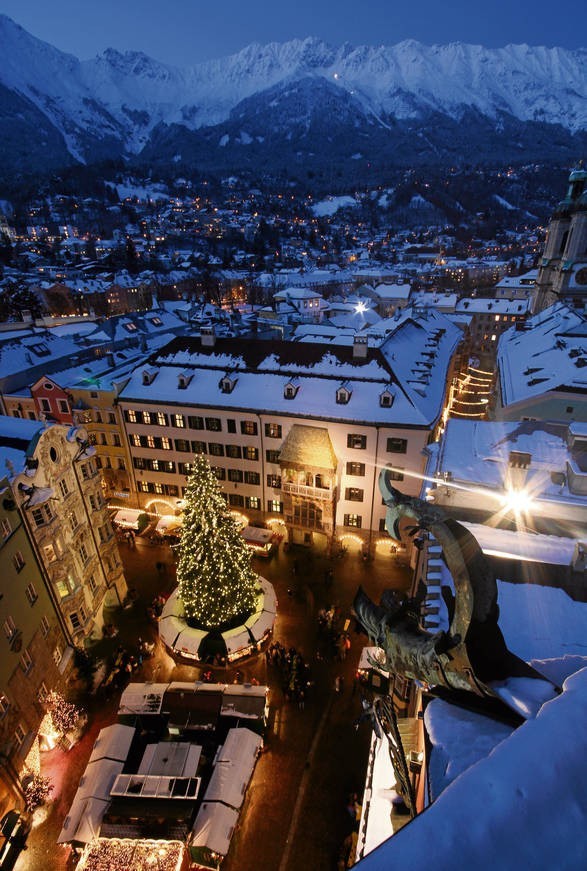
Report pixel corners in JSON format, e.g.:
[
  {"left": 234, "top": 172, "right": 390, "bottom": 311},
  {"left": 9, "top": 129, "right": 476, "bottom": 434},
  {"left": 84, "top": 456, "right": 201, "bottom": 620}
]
[{"left": 354, "top": 470, "right": 556, "bottom": 702}]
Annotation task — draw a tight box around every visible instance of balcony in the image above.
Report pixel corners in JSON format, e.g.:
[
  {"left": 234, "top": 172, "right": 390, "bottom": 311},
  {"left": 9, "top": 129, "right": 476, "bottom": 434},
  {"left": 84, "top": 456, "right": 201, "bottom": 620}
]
[{"left": 282, "top": 482, "right": 336, "bottom": 502}]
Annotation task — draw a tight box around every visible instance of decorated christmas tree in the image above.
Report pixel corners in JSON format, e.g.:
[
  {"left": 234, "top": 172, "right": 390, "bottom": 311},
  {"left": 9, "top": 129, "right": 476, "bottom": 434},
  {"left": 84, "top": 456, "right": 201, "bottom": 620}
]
[{"left": 177, "top": 455, "right": 258, "bottom": 629}]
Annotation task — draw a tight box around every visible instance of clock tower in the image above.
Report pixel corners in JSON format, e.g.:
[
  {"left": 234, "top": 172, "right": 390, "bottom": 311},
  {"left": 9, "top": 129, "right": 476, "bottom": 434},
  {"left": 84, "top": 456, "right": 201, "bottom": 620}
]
[{"left": 533, "top": 164, "right": 587, "bottom": 313}]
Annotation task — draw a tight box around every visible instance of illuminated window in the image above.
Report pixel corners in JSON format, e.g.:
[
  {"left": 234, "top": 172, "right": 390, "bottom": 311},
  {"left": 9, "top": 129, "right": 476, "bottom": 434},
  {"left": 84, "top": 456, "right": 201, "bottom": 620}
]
[
  {"left": 343, "top": 514, "right": 362, "bottom": 528},
  {"left": 20, "top": 648, "right": 33, "bottom": 673},
  {"left": 0, "top": 694, "right": 9, "bottom": 718},
  {"left": 14, "top": 723, "right": 26, "bottom": 747},
  {"left": 267, "top": 500, "right": 283, "bottom": 514},
  {"left": 25, "top": 583, "right": 38, "bottom": 605},
  {"left": 240, "top": 420, "right": 258, "bottom": 436},
  {"left": 3, "top": 617, "right": 16, "bottom": 639}
]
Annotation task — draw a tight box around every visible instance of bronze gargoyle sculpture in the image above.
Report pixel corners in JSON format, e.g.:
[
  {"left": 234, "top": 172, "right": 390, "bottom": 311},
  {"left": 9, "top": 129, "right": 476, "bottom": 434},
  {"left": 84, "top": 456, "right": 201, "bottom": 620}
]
[{"left": 353, "top": 470, "right": 557, "bottom": 703}]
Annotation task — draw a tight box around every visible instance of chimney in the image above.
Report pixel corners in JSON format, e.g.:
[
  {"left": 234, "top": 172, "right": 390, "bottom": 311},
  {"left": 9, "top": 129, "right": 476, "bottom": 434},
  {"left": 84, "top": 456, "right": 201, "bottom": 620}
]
[
  {"left": 353, "top": 335, "right": 368, "bottom": 359},
  {"left": 201, "top": 324, "right": 216, "bottom": 347}
]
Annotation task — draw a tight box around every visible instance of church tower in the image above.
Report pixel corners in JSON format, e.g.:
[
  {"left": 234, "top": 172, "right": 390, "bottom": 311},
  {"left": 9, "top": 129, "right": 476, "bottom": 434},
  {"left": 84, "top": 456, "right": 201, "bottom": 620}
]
[{"left": 533, "top": 164, "right": 587, "bottom": 313}]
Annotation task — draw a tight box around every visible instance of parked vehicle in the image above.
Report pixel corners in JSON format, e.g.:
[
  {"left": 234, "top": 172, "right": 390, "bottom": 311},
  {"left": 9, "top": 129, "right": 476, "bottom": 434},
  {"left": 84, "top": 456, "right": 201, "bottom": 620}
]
[{"left": 0, "top": 809, "right": 30, "bottom": 870}]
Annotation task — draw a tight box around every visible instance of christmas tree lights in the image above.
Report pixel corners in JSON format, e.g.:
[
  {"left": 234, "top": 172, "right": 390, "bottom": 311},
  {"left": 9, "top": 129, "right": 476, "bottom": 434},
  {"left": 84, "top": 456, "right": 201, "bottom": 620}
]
[{"left": 177, "top": 455, "right": 258, "bottom": 629}]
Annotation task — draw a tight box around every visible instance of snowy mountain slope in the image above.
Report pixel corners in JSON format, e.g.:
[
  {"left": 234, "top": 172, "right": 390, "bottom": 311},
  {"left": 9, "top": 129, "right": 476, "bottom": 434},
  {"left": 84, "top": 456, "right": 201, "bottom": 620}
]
[{"left": 0, "top": 14, "right": 585, "bottom": 174}]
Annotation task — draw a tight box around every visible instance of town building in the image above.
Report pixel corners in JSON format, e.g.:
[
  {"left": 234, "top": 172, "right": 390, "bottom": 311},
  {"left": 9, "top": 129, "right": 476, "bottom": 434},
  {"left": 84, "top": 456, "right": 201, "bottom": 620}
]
[
  {"left": 115, "top": 307, "right": 461, "bottom": 555},
  {"left": 360, "top": 283, "right": 412, "bottom": 318},
  {"left": 533, "top": 164, "right": 587, "bottom": 313},
  {"left": 492, "top": 269, "right": 537, "bottom": 301},
  {"left": 272, "top": 287, "right": 328, "bottom": 324},
  {"left": 454, "top": 297, "right": 529, "bottom": 356},
  {"left": 0, "top": 472, "right": 71, "bottom": 817},
  {"left": 1, "top": 417, "right": 127, "bottom": 645},
  {"left": 492, "top": 303, "right": 587, "bottom": 422}
]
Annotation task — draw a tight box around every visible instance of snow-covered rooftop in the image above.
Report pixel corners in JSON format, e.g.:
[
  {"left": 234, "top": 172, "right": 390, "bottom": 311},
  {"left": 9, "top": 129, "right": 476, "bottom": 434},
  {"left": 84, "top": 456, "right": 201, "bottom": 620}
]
[
  {"left": 357, "top": 580, "right": 587, "bottom": 869},
  {"left": 497, "top": 303, "right": 587, "bottom": 407},
  {"left": 429, "top": 418, "right": 587, "bottom": 512},
  {"left": 118, "top": 309, "right": 461, "bottom": 428}
]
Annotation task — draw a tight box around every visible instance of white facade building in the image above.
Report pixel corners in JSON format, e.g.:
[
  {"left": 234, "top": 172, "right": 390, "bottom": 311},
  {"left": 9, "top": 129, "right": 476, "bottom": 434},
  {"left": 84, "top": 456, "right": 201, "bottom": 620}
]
[{"left": 117, "top": 308, "right": 461, "bottom": 553}]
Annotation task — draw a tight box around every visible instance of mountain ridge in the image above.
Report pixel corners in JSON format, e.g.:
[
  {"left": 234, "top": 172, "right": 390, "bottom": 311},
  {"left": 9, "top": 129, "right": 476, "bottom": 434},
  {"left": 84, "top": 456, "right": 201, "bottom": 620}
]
[{"left": 0, "top": 15, "right": 585, "bottom": 179}]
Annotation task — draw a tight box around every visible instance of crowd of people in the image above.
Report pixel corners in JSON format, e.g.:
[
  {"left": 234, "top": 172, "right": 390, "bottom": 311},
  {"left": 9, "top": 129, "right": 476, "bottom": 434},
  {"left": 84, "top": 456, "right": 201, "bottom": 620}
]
[
  {"left": 317, "top": 606, "right": 352, "bottom": 662},
  {"left": 266, "top": 641, "right": 313, "bottom": 708}
]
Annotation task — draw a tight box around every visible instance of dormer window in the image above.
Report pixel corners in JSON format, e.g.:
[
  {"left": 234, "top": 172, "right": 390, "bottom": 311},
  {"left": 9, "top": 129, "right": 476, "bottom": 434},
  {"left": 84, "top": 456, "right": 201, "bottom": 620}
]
[
  {"left": 142, "top": 368, "right": 158, "bottom": 386},
  {"left": 336, "top": 385, "right": 351, "bottom": 405},
  {"left": 220, "top": 374, "right": 237, "bottom": 394},
  {"left": 380, "top": 389, "right": 394, "bottom": 408},
  {"left": 284, "top": 381, "right": 299, "bottom": 400},
  {"left": 178, "top": 372, "right": 193, "bottom": 390}
]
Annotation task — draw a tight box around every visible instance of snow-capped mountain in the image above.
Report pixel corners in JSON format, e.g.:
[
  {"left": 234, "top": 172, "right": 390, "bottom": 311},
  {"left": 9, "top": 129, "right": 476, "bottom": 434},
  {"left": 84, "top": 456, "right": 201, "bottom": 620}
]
[{"left": 0, "top": 14, "right": 585, "bottom": 178}]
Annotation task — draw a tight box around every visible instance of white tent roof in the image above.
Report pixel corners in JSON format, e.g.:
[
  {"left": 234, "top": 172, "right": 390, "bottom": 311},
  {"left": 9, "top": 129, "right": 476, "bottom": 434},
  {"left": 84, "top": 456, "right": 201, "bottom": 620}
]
[
  {"left": 259, "top": 576, "right": 277, "bottom": 613},
  {"left": 57, "top": 795, "right": 109, "bottom": 844},
  {"left": 112, "top": 508, "right": 143, "bottom": 527},
  {"left": 118, "top": 682, "right": 168, "bottom": 716},
  {"left": 138, "top": 741, "right": 202, "bottom": 777},
  {"left": 88, "top": 723, "right": 135, "bottom": 763},
  {"left": 217, "top": 726, "right": 262, "bottom": 763},
  {"left": 174, "top": 625, "right": 206, "bottom": 656},
  {"left": 191, "top": 802, "right": 239, "bottom": 856},
  {"left": 204, "top": 727, "right": 262, "bottom": 809},
  {"left": 78, "top": 759, "right": 124, "bottom": 801},
  {"left": 221, "top": 624, "right": 253, "bottom": 655},
  {"left": 246, "top": 609, "right": 275, "bottom": 642},
  {"left": 222, "top": 684, "right": 267, "bottom": 700},
  {"left": 203, "top": 761, "right": 246, "bottom": 810},
  {"left": 241, "top": 525, "right": 273, "bottom": 544},
  {"left": 156, "top": 514, "right": 182, "bottom": 532}
]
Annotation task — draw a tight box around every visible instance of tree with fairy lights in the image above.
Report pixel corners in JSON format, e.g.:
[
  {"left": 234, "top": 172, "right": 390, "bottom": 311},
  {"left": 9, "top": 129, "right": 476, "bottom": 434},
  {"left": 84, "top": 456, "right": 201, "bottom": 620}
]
[
  {"left": 45, "top": 691, "right": 84, "bottom": 735},
  {"left": 24, "top": 773, "right": 53, "bottom": 812},
  {"left": 177, "top": 455, "right": 258, "bottom": 629}
]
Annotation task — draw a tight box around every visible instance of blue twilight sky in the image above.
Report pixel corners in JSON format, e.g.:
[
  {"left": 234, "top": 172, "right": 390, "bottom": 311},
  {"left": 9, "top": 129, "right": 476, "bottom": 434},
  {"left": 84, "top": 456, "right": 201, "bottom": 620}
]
[{"left": 0, "top": 0, "right": 584, "bottom": 65}]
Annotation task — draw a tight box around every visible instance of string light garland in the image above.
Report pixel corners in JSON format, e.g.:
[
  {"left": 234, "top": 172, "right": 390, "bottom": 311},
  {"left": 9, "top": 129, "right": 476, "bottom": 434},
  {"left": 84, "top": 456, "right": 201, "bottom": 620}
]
[
  {"left": 45, "top": 691, "right": 84, "bottom": 735},
  {"left": 76, "top": 838, "right": 184, "bottom": 871},
  {"left": 176, "top": 455, "right": 258, "bottom": 629},
  {"left": 24, "top": 773, "right": 53, "bottom": 812}
]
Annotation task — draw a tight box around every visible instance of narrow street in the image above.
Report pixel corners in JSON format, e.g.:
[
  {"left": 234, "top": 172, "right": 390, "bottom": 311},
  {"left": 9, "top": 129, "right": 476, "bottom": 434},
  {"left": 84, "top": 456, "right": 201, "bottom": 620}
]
[{"left": 18, "top": 535, "right": 411, "bottom": 871}]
